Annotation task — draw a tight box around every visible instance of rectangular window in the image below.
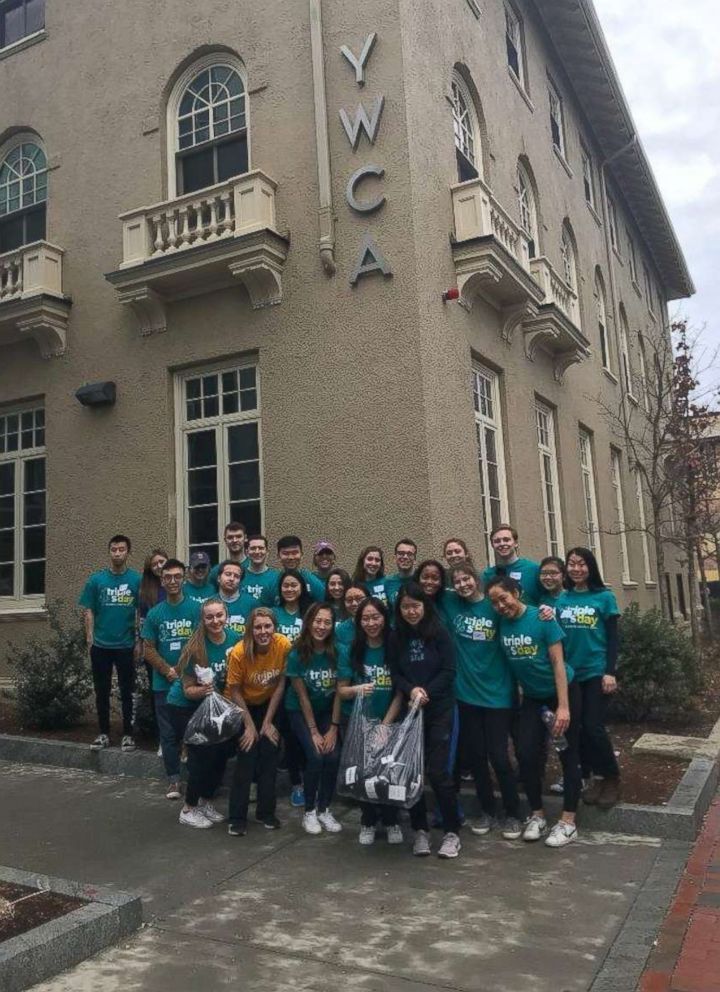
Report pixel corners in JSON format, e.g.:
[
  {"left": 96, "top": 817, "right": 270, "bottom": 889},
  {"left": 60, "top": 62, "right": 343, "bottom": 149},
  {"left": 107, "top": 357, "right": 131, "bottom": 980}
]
[
  {"left": 548, "top": 81, "right": 566, "bottom": 158},
  {"left": 0, "top": 0, "right": 44, "bottom": 49},
  {"left": 0, "top": 404, "right": 46, "bottom": 606},
  {"left": 676, "top": 573, "right": 688, "bottom": 619},
  {"left": 536, "top": 402, "right": 564, "bottom": 556},
  {"left": 505, "top": 5, "right": 525, "bottom": 87},
  {"left": 643, "top": 263, "right": 654, "bottom": 312},
  {"left": 581, "top": 150, "right": 595, "bottom": 208},
  {"left": 607, "top": 192, "right": 619, "bottom": 252},
  {"left": 579, "top": 430, "right": 603, "bottom": 570},
  {"left": 176, "top": 363, "right": 262, "bottom": 564},
  {"left": 627, "top": 229, "right": 638, "bottom": 284},
  {"left": 610, "top": 450, "right": 631, "bottom": 583},
  {"left": 637, "top": 334, "right": 650, "bottom": 412},
  {"left": 634, "top": 468, "right": 654, "bottom": 584},
  {"left": 472, "top": 365, "right": 509, "bottom": 562}
]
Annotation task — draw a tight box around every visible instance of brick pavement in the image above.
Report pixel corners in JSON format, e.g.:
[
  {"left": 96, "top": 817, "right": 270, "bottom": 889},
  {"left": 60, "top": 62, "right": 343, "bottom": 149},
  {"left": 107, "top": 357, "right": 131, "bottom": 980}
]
[{"left": 640, "top": 797, "right": 720, "bottom": 992}]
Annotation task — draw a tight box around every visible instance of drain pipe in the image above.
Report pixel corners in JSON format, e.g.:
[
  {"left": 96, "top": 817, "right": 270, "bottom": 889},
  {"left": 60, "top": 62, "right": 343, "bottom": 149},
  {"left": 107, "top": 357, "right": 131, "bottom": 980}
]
[{"left": 309, "top": 0, "right": 336, "bottom": 275}]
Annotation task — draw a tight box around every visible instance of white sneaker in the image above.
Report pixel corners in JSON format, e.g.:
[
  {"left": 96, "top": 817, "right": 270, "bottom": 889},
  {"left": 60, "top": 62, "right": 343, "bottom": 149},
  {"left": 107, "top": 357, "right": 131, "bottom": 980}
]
[
  {"left": 302, "top": 810, "right": 322, "bottom": 835},
  {"left": 359, "top": 826, "right": 376, "bottom": 845},
  {"left": 90, "top": 734, "right": 110, "bottom": 750},
  {"left": 166, "top": 781, "right": 182, "bottom": 801},
  {"left": 438, "top": 832, "right": 462, "bottom": 859},
  {"left": 549, "top": 778, "right": 564, "bottom": 795},
  {"left": 179, "top": 807, "right": 213, "bottom": 829},
  {"left": 120, "top": 735, "right": 136, "bottom": 752},
  {"left": 317, "top": 810, "right": 343, "bottom": 833},
  {"left": 199, "top": 802, "right": 225, "bottom": 823},
  {"left": 545, "top": 820, "right": 578, "bottom": 848},
  {"left": 413, "top": 830, "right": 432, "bottom": 857},
  {"left": 156, "top": 744, "right": 163, "bottom": 757},
  {"left": 522, "top": 814, "right": 548, "bottom": 842},
  {"left": 386, "top": 825, "right": 404, "bottom": 845}
]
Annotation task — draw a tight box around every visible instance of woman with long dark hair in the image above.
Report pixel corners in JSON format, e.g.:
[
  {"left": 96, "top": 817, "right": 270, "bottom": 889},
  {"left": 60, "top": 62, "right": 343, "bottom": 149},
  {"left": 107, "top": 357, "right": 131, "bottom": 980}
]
[
  {"left": 334, "top": 582, "right": 370, "bottom": 646},
  {"left": 337, "top": 596, "right": 403, "bottom": 846},
  {"left": 559, "top": 547, "right": 621, "bottom": 809},
  {"left": 273, "top": 568, "right": 312, "bottom": 642},
  {"left": 137, "top": 549, "right": 168, "bottom": 736},
  {"left": 352, "top": 546, "right": 387, "bottom": 604},
  {"left": 325, "top": 568, "right": 352, "bottom": 618},
  {"left": 387, "top": 582, "right": 460, "bottom": 859}
]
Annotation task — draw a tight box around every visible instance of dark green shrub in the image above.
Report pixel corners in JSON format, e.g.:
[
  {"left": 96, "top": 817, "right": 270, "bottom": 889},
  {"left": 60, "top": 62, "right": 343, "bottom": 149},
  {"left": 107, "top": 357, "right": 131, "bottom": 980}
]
[
  {"left": 611, "top": 604, "right": 700, "bottom": 722},
  {"left": 8, "top": 600, "right": 92, "bottom": 730},
  {"left": 131, "top": 663, "right": 157, "bottom": 738}
]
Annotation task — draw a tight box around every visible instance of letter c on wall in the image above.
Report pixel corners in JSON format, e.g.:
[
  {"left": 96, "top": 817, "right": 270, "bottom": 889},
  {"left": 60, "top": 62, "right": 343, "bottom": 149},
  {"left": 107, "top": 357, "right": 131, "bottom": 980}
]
[{"left": 346, "top": 165, "right": 386, "bottom": 214}]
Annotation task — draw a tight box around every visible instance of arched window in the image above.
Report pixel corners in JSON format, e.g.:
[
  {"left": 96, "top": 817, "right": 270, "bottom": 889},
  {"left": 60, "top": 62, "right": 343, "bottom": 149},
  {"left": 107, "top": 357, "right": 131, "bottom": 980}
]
[
  {"left": 170, "top": 58, "right": 248, "bottom": 196},
  {"left": 516, "top": 161, "right": 538, "bottom": 258},
  {"left": 560, "top": 223, "right": 577, "bottom": 291},
  {"left": 0, "top": 139, "right": 47, "bottom": 253},
  {"left": 618, "top": 303, "right": 632, "bottom": 391},
  {"left": 451, "top": 74, "right": 480, "bottom": 183},
  {"left": 593, "top": 270, "right": 609, "bottom": 370}
]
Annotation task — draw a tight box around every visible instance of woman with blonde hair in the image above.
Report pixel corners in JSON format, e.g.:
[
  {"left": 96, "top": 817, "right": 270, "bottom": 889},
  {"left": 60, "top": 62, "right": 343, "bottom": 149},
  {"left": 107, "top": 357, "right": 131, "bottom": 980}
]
[
  {"left": 226, "top": 607, "right": 292, "bottom": 835},
  {"left": 166, "top": 597, "right": 241, "bottom": 829}
]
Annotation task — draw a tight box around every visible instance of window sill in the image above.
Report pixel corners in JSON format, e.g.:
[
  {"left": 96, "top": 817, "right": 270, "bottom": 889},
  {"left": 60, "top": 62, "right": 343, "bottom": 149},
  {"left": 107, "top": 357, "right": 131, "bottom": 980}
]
[
  {"left": 622, "top": 581, "right": 638, "bottom": 589},
  {"left": 586, "top": 201, "right": 602, "bottom": 228},
  {"left": 552, "top": 146, "right": 573, "bottom": 178},
  {"left": 0, "top": 29, "right": 46, "bottom": 61},
  {"left": 645, "top": 581, "right": 657, "bottom": 589},
  {"left": 0, "top": 604, "right": 48, "bottom": 622},
  {"left": 632, "top": 278, "right": 642, "bottom": 298},
  {"left": 601, "top": 367, "right": 619, "bottom": 385},
  {"left": 612, "top": 246, "right": 624, "bottom": 266},
  {"left": 508, "top": 67, "right": 534, "bottom": 112}
]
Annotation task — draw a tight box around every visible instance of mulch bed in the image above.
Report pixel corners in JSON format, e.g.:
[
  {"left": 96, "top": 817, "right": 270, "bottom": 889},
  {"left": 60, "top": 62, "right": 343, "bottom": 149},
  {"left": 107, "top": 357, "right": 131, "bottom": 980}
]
[{"left": 0, "top": 881, "right": 86, "bottom": 942}]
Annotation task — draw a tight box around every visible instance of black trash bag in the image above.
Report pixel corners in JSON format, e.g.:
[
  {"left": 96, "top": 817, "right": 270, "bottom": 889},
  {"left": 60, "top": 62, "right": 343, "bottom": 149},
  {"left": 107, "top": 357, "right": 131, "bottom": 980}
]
[
  {"left": 183, "top": 691, "right": 244, "bottom": 745},
  {"left": 337, "top": 694, "right": 424, "bottom": 808}
]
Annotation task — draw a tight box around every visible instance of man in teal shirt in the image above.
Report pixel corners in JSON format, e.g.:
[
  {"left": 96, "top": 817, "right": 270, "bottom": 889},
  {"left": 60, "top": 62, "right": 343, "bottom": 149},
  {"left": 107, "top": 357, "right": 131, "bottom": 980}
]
[
  {"left": 240, "top": 535, "right": 280, "bottom": 603},
  {"left": 481, "top": 524, "right": 541, "bottom": 605},
  {"left": 79, "top": 534, "right": 141, "bottom": 753},
  {"left": 272, "top": 536, "right": 326, "bottom": 603},
  {"left": 209, "top": 521, "right": 250, "bottom": 587},
  {"left": 142, "top": 559, "right": 201, "bottom": 797},
  {"left": 183, "top": 551, "right": 216, "bottom": 605},
  {"left": 383, "top": 538, "right": 417, "bottom": 606}
]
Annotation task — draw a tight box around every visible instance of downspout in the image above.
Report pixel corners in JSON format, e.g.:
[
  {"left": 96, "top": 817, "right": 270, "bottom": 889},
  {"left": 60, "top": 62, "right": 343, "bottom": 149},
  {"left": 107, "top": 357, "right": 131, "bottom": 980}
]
[{"left": 309, "top": 0, "right": 336, "bottom": 275}]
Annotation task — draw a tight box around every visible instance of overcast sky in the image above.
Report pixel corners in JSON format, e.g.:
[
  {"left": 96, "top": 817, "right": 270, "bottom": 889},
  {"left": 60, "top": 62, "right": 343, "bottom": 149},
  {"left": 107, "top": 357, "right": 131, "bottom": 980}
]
[{"left": 593, "top": 0, "right": 720, "bottom": 399}]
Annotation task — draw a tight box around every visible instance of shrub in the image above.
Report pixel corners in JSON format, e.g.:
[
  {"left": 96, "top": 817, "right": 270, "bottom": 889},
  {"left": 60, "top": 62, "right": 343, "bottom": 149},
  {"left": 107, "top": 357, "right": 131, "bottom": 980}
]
[
  {"left": 611, "top": 603, "right": 701, "bottom": 722},
  {"left": 8, "top": 600, "right": 93, "bottom": 730},
  {"left": 131, "top": 663, "right": 156, "bottom": 738}
]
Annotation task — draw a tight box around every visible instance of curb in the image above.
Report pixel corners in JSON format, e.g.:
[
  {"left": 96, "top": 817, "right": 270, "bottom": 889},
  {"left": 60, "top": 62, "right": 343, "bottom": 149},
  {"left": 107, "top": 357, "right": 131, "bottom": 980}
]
[
  {"left": 0, "top": 734, "right": 162, "bottom": 779},
  {"left": 0, "top": 865, "right": 142, "bottom": 992}
]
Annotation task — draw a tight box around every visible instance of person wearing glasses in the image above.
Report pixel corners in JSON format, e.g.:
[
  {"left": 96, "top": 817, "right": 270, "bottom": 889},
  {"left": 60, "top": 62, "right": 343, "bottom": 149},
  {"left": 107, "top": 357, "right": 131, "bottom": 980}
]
[
  {"left": 383, "top": 539, "right": 418, "bottom": 607},
  {"left": 538, "top": 557, "right": 566, "bottom": 609}
]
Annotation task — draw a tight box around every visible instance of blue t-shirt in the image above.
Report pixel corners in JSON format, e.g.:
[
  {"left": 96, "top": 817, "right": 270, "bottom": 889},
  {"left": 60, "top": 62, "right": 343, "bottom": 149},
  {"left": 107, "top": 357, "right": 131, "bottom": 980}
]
[
  {"left": 166, "top": 629, "right": 242, "bottom": 707},
  {"left": 441, "top": 592, "right": 513, "bottom": 708},
  {"left": 79, "top": 568, "right": 141, "bottom": 649},
  {"left": 498, "top": 606, "right": 572, "bottom": 700},
  {"left": 141, "top": 596, "right": 201, "bottom": 691},
  {"left": 556, "top": 588, "right": 620, "bottom": 681},
  {"left": 482, "top": 558, "right": 542, "bottom": 605},
  {"left": 362, "top": 577, "right": 388, "bottom": 606}
]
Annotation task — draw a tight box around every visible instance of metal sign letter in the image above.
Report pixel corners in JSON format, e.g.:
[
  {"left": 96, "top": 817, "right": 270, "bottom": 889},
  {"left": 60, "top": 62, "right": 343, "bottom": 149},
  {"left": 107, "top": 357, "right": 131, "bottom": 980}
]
[
  {"left": 349, "top": 233, "right": 393, "bottom": 285},
  {"left": 339, "top": 96, "right": 385, "bottom": 150},
  {"left": 346, "top": 165, "right": 386, "bottom": 214},
  {"left": 340, "top": 32, "right": 377, "bottom": 86}
]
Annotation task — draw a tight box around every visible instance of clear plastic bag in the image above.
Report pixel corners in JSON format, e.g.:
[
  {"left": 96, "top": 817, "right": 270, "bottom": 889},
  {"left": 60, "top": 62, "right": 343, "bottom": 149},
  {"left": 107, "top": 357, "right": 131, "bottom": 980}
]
[
  {"left": 183, "top": 691, "right": 244, "bottom": 745},
  {"left": 337, "top": 694, "right": 424, "bottom": 808}
]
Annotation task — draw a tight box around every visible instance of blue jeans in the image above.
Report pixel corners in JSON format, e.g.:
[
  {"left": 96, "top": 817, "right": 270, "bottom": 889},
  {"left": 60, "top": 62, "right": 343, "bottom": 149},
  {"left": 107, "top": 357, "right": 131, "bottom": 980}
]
[
  {"left": 289, "top": 709, "right": 340, "bottom": 812},
  {"left": 154, "top": 690, "right": 181, "bottom": 781}
]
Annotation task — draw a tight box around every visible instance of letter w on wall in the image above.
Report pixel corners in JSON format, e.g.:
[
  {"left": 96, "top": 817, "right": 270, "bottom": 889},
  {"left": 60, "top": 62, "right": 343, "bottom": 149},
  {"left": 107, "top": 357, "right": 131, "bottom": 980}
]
[{"left": 339, "top": 96, "right": 385, "bottom": 151}]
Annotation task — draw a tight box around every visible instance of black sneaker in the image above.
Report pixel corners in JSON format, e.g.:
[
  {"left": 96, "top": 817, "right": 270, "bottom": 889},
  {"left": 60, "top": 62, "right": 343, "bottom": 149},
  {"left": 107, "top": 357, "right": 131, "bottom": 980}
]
[
  {"left": 227, "top": 820, "right": 247, "bottom": 836},
  {"left": 256, "top": 814, "right": 282, "bottom": 830}
]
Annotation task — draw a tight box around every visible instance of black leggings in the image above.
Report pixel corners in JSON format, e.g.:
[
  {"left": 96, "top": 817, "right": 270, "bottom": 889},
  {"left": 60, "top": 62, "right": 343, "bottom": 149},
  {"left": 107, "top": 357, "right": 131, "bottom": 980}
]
[
  {"left": 90, "top": 645, "right": 135, "bottom": 736},
  {"left": 458, "top": 701, "right": 519, "bottom": 818},
  {"left": 229, "top": 701, "right": 279, "bottom": 821},
  {"left": 167, "top": 705, "right": 234, "bottom": 806},
  {"left": 579, "top": 677, "right": 620, "bottom": 779},
  {"left": 518, "top": 681, "right": 582, "bottom": 814},
  {"left": 276, "top": 691, "right": 304, "bottom": 787},
  {"left": 409, "top": 705, "right": 460, "bottom": 834}
]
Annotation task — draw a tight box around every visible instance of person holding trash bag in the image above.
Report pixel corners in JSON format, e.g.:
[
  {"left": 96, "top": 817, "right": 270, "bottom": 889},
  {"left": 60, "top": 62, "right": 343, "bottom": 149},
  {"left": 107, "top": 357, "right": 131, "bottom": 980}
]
[
  {"left": 336, "top": 597, "right": 404, "bottom": 846},
  {"left": 285, "top": 602, "right": 345, "bottom": 835},
  {"left": 487, "top": 575, "right": 581, "bottom": 849},
  {"left": 225, "top": 608, "right": 292, "bottom": 836},
  {"left": 387, "top": 582, "right": 461, "bottom": 859},
  {"left": 166, "top": 598, "right": 242, "bottom": 829}
]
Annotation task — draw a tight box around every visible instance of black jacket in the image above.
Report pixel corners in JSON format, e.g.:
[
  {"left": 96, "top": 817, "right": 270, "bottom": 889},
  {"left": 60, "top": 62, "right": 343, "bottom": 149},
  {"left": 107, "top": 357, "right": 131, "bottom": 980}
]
[{"left": 388, "top": 626, "right": 456, "bottom": 711}]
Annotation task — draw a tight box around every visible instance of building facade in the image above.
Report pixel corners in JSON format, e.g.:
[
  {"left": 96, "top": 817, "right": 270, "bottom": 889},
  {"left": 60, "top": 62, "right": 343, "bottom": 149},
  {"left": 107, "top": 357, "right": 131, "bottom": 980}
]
[{"left": 0, "top": 0, "right": 694, "bottom": 671}]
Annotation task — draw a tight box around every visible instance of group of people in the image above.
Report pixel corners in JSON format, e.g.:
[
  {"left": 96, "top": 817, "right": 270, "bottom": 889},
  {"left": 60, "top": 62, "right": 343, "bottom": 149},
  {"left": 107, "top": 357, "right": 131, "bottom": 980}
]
[{"left": 78, "top": 520, "right": 622, "bottom": 859}]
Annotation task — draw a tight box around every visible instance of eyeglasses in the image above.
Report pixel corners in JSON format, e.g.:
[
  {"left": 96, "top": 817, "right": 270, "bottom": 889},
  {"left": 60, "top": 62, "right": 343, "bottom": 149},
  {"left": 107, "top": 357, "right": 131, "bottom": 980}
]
[{"left": 540, "top": 570, "right": 562, "bottom": 577}]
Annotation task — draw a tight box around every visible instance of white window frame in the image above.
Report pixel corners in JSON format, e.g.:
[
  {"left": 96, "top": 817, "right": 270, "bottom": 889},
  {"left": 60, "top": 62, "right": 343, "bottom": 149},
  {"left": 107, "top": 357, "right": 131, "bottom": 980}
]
[
  {"left": 505, "top": 4, "right": 526, "bottom": 89},
  {"left": 637, "top": 333, "right": 650, "bottom": 412},
  {"left": 627, "top": 229, "right": 638, "bottom": 284},
  {"left": 610, "top": 450, "right": 632, "bottom": 583},
  {"left": 535, "top": 402, "right": 564, "bottom": 556},
  {"left": 516, "top": 161, "right": 538, "bottom": 258},
  {"left": 606, "top": 191, "right": 619, "bottom": 253},
  {"left": 643, "top": 263, "right": 655, "bottom": 314},
  {"left": 618, "top": 306, "right": 633, "bottom": 396},
  {"left": 579, "top": 429, "right": 603, "bottom": 570},
  {"left": 594, "top": 273, "right": 610, "bottom": 371},
  {"left": 634, "top": 468, "right": 654, "bottom": 584},
  {"left": 561, "top": 225, "right": 577, "bottom": 291},
  {"left": 0, "top": 402, "right": 46, "bottom": 612},
  {"left": 472, "top": 364, "right": 509, "bottom": 562},
  {"left": 548, "top": 80, "right": 566, "bottom": 159},
  {"left": 174, "top": 361, "right": 263, "bottom": 563},
  {"left": 451, "top": 74, "right": 481, "bottom": 181},
  {"left": 581, "top": 148, "right": 595, "bottom": 209}
]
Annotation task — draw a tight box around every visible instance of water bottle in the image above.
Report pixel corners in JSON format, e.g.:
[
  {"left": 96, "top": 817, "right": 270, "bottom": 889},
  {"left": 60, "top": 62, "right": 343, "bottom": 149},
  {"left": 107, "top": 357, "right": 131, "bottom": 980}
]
[{"left": 540, "top": 706, "right": 568, "bottom": 753}]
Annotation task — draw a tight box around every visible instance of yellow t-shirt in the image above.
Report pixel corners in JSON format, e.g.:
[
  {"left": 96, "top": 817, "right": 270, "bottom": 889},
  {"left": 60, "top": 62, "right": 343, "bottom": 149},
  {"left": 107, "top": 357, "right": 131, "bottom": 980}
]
[{"left": 225, "top": 633, "right": 291, "bottom": 706}]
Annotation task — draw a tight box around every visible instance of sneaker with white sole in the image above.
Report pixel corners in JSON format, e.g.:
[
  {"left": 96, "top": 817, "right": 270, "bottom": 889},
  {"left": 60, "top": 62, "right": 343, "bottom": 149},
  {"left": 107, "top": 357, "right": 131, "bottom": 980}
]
[
  {"left": 166, "top": 781, "right": 182, "bottom": 801},
  {"left": 317, "top": 810, "right": 342, "bottom": 833},
  {"left": 545, "top": 820, "right": 578, "bottom": 848},
  {"left": 120, "top": 735, "right": 136, "bottom": 753},
  {"left": 199, "top": 802, "right": 225, "bottom": 823},
  {"left": 500, "top": 816, "right": 523, "bottom": 840},
  {"left": 290, "top": 786, "right": 305, "bottom": 808},
  {"left": 386, "top": 825, "right": 404, "bottom": 845},
  {"left": 413, "top": 830, "right": 432, "bottom": 857},
  {"left": 302, "top": 810, "right": 322, "bottom": 835},
  {"left": 179, "top": 807, "right": 213, "bottom": 829},
  {"left": 549, "top": 778, "right": 564, "bottom": 795},
  {"left": 358, "top": 826, "right": 376, "bottom": 845},
  {"left": 522, "top": 814, "right": 548, "bottom": 842},
  {"left": 90, "top": 734, "right": 110, "bottom": 750},
  {"left": 438, "top": 832, "right": 462, "bottom": 859},
  {"left": 156, "top": 744, "right": 163, "bottom": 757},
  {"left": 470, "top": 812, "right": 493, "bottom": 836}
]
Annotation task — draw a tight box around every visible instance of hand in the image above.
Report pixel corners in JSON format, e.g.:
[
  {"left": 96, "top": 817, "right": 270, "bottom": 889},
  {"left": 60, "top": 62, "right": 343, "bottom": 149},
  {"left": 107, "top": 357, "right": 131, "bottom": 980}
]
[
  {"left": 310, "top": 729, "right": 324, "bottom": 754},
  {"left": 538, "top": 605, "right": 556, "bottom": 621},
  {"left": 375, "top": 724, "right": 391, "bottom": 746},
  {"left": 357, "top": 683, "right": 375, "bottom": 697},
  {"left": 321, "top": 725, "right": 338, "bottom": 754},
  {"left": 166, "top": 667, "right": 179, "bottom": 683},
  {"left": 261, "top": 723, "right": 280, "bottom": 746},
  {"left": 410, "top": 687, "right": 429, "bottom": 707},
  {"left": 553, "top": 706, "right": 570, "bottom": 736},
  {"left": 202, "top": 682, "right": 214, "bottom": 697},
  {"left": 239, "top": 724, "right": 258, "bottom": 752},
  {"left": 602, "top": 674, "right": 618, "bottom": 695}
]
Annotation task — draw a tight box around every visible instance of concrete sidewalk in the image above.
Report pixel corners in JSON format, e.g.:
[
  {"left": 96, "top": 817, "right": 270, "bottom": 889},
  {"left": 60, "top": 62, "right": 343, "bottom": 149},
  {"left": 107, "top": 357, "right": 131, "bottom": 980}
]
[{"left": 3, "top": 760, "right": 675, "bottom": 992}]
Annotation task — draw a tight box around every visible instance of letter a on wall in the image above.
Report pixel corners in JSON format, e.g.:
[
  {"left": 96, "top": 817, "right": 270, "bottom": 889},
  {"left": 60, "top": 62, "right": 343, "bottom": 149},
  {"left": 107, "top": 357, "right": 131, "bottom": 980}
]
[{"left": 349, "top": 233, "right": 393, "bottom": 285}]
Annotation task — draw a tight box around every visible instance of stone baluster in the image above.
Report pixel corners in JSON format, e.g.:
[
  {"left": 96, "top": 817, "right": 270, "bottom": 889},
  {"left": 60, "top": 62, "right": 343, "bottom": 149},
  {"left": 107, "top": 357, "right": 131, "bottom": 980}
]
[
  {"left": 190, "top": 201, "right": 204, "bottom": 242},
  {"left": 166, "top": 209, "right": 179, "bottom": 252},
  {"left": 219, "top": 191, "right": 233, "bottom": 235},
  {"left": 206, "top": 197, "right": 219, "bottom": 241},
  {"left": 152, "top": 214, "right": 165, "bottom": 255},
  {"left": 178, "top": 206, "right": 191, "bottom": 249}
]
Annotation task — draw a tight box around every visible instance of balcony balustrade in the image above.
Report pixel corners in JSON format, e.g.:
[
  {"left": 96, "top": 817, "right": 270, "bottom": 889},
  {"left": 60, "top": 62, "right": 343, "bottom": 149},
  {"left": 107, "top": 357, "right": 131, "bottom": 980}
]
[
  {"left": 0, "top": 241, "right": 70, "bottom": 357},
  {"left": 525, "top": 256, "right": 590, "bottom": 381}
]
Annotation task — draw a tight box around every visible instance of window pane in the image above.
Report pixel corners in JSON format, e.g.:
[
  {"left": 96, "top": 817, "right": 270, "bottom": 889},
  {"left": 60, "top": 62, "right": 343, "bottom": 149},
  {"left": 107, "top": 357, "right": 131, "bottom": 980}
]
[
  {"left": 24, "top": 457, "right": 45, "bottom": 491},
  {"left": 222, "top": 391, "right": 239, "bottom": 415},
  {"left": 203, "top": 395, "right": 219, "bottom": 418},
  {"left": 0, "top": 462, "right": 14, "bottom": 495},
  {"left": 230, "top": 501, "right": 260, "bottom": 536},
  {"left": 186, "top": 377, "right": 201, "bottom": 400},
  {"left": 0, "top": 529, "right": 13, "bottom": 562},
  {"left": 188, "top": 466, "right": 217, "bottom": 506},
  {"left": 25, "top": 204, "right": 46, "bottom": 242},
  {"left": 3, "top": 4, "right": 25, "bottom": 46},
  {"left": 187, "top": 430, "right": 216, "bottom": 469},
  {"left": 239, "top": 368, "right": 256, "bottom": 389},
  {"left": 239, "top": 388, "right": 257, "bottom": 412},
  {"left": 23, "top": 490, "right": 44, "bottom": 525},
  {"left": 23, "top": 560, "right": 44, "bottom": 595},
  {"left": 24, "top": 526, "right": 45, "bottom": 560},
  {"left": 180, "top": 146, "right": 215, "bottom": 195},
  {"left": 0, "top": 495, "right": 14, "bottom": 529},
  {"left": 228, "top": 423, "right": 259, "bottom": 462},
  {"left": 26, "top": 0, "right": 44, "bottom": 34},
  {"left": 229, "top": 461, "right": 260, "bottom": 501},
  {"left": 189, "top": 505, "right": 218, "bottom": 544},
  {"left": 0, "top": 563, "right": 13, "bottom": 596},
  {"left": 217, "top": 136, "right": 249, "bottom": 183},
  {"left": 0, "top": 214, "right": 23, "bottom": 252}
]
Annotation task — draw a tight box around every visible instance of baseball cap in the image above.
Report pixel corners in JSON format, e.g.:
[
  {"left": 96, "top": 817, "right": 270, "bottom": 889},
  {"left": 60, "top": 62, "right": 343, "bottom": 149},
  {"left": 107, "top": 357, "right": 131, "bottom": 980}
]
[
  {"left": 313, "top": 540, "right": 335, "bottom": 554},
  {"left": 189, "top": 551, "right": 210, "bottom": 568}
]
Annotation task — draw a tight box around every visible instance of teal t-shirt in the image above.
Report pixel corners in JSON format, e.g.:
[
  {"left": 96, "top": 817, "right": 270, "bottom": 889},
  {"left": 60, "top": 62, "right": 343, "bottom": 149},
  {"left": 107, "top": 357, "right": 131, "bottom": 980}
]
[
  {"left": 335, "top": 617, "right": 355, "bottom": 647},
  {"left": 285, "top": 646, "right": 341, "bottom": 713},
  {"left": 273, "top": 605, "right": 303, "bottom": 643},
  {"left": 220, "top": 591, "right": 260, "bottom": 637},
  {"left": 441, "top": 592, "right": 513, "bottom": 708},
  {"left": 362, "top": 577, "right": 388, "bottom": 606},
  {"left": 79, "top": 568, "right": 141, "bottom": 649},
  {"left": 166, "top": 629, "right": 242, "bottom": 707},
  {"left": 209, "top": 557, "right": 250, "bottom": 588},
  {"left": 141, "top": 596, "right": 201, "bottom": 691},
  {"left": 241, "top": 568, "right": 280, "bottom": 605},
  {"left": 383, "top": 573, "right": 413, "bottom": 607},
  {"left": 183, "top": 581, "right": 216, "bottom": 606},
  {"left": 538, "top": 589, "right": 563, "bottom": 610},
  {"left": 498, "top": 606, "right": 572, "bottom": 700},
  {"left": 556, "top": 588, "right": 620, "bottom": 681},
  {"left": 482, "top": 558, "right": 542, "bottom": 605},
  {"left": 337, "top": 643, "right": 394, "bottom": 720},
  {"left": 257, "top": 568, "right": 326, "bottom": 606}
]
